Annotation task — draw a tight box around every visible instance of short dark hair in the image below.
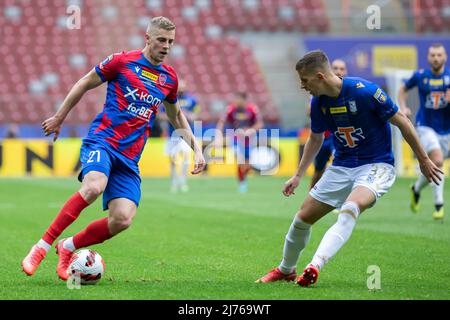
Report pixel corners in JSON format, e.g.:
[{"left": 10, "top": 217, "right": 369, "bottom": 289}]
[
  {"left": 430, "top": 43, "right": 444, "bottom": 49},
  {"left": 295, "top": 50, "right": 330, "bottom": 73},
  {"left": 235, "top": 91, "right": 247, "bottom": 100}
]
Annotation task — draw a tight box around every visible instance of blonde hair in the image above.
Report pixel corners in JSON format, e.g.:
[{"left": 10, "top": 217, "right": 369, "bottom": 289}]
[{"left": 147, "top": 16, "right": 176, "bottom": 34}]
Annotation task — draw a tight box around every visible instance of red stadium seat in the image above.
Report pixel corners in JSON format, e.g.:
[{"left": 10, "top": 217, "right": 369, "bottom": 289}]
[{"left": 0, "top": 0, "right": 281, "bottom": 125}]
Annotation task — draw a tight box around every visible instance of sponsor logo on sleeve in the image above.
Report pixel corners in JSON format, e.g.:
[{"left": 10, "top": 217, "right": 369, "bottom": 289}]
[
  {"left": 99, "top": 54, "right": 113, "bottom": 69},
  {"left": 373, "top": 88, "right": 387, "bottom": 104}
]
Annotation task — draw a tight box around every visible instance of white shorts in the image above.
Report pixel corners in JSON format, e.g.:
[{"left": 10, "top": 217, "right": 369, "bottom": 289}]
[
  {"left": 165, "top": 137, "right": 191, "bottom": 158},
  {"left": 417, "top": 126, "right": 450, "bottom": 158},
  {"left": 310, "top": 163, "right": 396, "bottom": 209}
]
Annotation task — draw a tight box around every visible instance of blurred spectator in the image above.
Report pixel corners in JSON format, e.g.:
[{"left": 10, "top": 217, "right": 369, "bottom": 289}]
[
  {"left": 6, "top": 123, "right": 19, "bottom": 138},
  {"left": 68, "top": 126, "right": 79, "bottom": 138}
]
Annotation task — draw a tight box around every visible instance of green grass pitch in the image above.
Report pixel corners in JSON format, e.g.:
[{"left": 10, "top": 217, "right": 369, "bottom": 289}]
[{"left": 0, "top": 176, "right": 449, "bottom": 300}]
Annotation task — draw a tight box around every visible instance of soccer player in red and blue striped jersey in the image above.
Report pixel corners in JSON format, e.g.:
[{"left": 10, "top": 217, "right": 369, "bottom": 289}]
[
  {"left": 22, "top": 17, "right": 206, "bottom": 281},
  {"left": 216, "top": 92, "right": 264, "bottom": 193}
]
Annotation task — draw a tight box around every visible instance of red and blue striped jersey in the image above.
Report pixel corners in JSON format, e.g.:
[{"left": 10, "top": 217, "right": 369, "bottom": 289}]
[
  {"left": 85, "top": 50, "right": 178, "bottom": 162},
  {"left": 222, "top": 103, "right": 261, "bottom": 146},
  {"left": 222, "top": 103, "right": 261, "bottom": 129}
]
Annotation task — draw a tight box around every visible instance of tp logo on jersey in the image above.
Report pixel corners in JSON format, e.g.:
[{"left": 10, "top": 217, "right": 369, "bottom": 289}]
[{"left": 335, "top": 126, "right": 365, "bottom": 148}]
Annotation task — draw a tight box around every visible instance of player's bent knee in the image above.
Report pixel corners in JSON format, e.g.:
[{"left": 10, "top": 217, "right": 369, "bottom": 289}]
[
  {"left": 80, "top": 183, "right": 104, "bottom": 202},
  {"left": 109, "top": 208, "right": 136, "bottom": 233},
  {"left": 296, "top": 211, "right": 315, "bottom": 225},
  {"left": 110, "top": 217, "right": 133, "bottom": 233}
]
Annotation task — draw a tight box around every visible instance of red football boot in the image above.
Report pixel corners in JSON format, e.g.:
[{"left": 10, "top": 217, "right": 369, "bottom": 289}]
[
  {"left": 22, "top": 245, "right": 47, "bottom": 276},
  {"left": 255, "top": 268, "right": 297, "bottom": 283},
  {"left": 55, "top": 239, "right": 73, "bottom": 281},
  {"left": 297, "top": 264, "right": 319, "bottom": 287}
]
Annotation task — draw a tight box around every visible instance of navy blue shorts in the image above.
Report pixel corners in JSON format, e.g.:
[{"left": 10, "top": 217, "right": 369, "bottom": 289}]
[
  {"left": 314, "top": 136, "right": 334, "bottom": 171},
  {"left": 78, "top": 142, "right": 141, "bottom": 211}
]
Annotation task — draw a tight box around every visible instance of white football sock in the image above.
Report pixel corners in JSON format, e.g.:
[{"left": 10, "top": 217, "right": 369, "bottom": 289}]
[
  {"left": 63, "top": 237, "right": 75, "bottom": 252},
  {"left": 278, "top": 216, "right": 311, "bottom": 274},
  {"left": 37, "top": 239, "right": 51, "bottom": 252},
  {"left": 431, "top": 172, "right": 444, "bottom": 205},
  {"left": 310, "top": 201, "right": 360, "bottom": 271},
  {"left": 170, "top": 162, "right": 178, "bottom": 187},
  {"left": 414, "top": 174, "right": 429, "bottom": 193},
  {"left": 181, "top": 161, "right": 189, "bottom": 186}
]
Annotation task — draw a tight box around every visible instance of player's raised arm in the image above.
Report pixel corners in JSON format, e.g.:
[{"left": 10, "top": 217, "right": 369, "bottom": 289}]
[
  {"left": 283, "top": 132, "right": 324, "bottom": 197},
  {"left": 163, "top": 100, "right": 206, "bottom": 174},
  {"left": 42, "top": 69, "right": 103, "bottom": 141},
  {"left": 397, "top": 71, "right": 420, "bottom": 118},
  {"left": 389, "top": 110, "right": 443, "bottom": 184},
  {"left": 397, "top": 84, "right": 412, "bottom": 117},
  {"left": 250, "top": 107, "right": 264, "bottom": 131}
]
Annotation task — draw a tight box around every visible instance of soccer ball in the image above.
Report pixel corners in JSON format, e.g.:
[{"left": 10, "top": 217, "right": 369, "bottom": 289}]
[{"left": 68, "top": 249, "right": 105, "bottom": 285}]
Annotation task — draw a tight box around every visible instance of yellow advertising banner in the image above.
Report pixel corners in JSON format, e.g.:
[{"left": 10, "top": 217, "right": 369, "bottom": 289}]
[
  {"left": 372, "top": 45, "right": 418, "bottom": 76},
  {"left": 0, "top": 138, "right": 447, "bottom": 177}
]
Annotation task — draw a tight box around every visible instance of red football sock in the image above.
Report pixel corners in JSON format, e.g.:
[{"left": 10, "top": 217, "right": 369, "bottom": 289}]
[
  {"left": 73, "top": 217, "right": 112, "bottom": 249},
  {"left": 42, "top": 192, "right": 89, "bottom": 245},
  {"left": 238, "top": 166, "right": 245, "bottom": 182}
]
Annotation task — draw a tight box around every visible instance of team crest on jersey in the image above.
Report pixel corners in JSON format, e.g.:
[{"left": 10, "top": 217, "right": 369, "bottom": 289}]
[
  {"left": 373, "top": 88, "right": 387, "bottom": 104},
  {"left": 348, "top": 100, "right": 357, "bottom": 113},
  {"left": 444, "top": 76, "right": 450, "bottom": 86},
  {"left": 159, "top": 74, "right": 167, "bottom": 86}
]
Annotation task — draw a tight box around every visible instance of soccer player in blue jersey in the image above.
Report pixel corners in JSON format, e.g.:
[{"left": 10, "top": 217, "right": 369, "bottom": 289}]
[
  {"left": 256, "top": 50, "right": 442, "bottom": 286},
  {"left": 398, "top": 43, "right": 449, "bottom": 220},
  {"left": 163, "top": 79, "right": 200, "bottom": 193},
  {"left": 309, "top": 59, "right": 348, "bottom": 190},
  {"left": 22, "top": 17, "right": 206, "bottom": 281}
]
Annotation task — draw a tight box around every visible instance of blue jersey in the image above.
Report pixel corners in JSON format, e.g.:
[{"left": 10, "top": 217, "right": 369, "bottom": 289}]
[
  {"left": 404, "top": 68, "right": 450, "bottom": 135},
  {"left": 311, "top": 77, "right": 398, "bottom": 168},
  {"left": 167, "top": 92, "right": 199, "bottom": 136}
]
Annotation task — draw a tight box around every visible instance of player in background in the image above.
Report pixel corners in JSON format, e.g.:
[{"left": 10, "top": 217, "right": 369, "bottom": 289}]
[
  {"left": 398, "top": 43, "right": 450, "bottom": 220},
  {"left": 216, "top": 92, "right": 264, "bottom": 193},
  {"left": 160, "top": 79, "right": 200, "bottom": 193},
  {"left": 308, "top": 59, "right": 348, "bottom": 190},
  {"left": 22, "top": 17, "right": 206, "bottom": 281},
  {"left": 256, "top": 50, "right": 442, "bottom": 287}
]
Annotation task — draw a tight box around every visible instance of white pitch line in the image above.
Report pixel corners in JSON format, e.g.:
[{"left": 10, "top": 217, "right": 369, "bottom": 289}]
[{"left": 0, "top": 203, "right": 17, "bottom": 209}]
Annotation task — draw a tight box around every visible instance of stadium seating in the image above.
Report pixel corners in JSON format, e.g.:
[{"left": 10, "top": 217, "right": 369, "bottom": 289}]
[
  {"left": 0, "top": 0, "right": 331, "bottom": 126},
  {"left": 412, "top": 0, "right": 450, "bottom": 33},
  {"left": 3, "top": 0, "right": 448, "bottom": 127}
]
